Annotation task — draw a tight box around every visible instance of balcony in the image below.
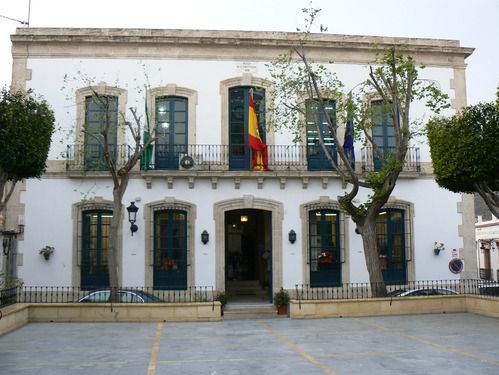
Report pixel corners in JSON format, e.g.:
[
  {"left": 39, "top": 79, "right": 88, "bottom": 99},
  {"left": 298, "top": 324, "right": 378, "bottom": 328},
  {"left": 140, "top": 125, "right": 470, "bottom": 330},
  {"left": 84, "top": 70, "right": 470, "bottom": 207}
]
[
  {"left": 361, "top": 146, "right": 420, "bottom": 173},
  {"left": 66, "top": 144, "right": 132, "bottom": 172},
  {"left": 65, "top": 144, "right": 421, "bottom": 175}
]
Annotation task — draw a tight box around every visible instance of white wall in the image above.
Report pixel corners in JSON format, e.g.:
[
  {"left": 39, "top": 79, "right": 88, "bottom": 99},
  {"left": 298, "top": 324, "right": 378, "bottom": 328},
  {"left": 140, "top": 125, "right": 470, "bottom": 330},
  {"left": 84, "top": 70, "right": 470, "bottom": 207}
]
[
  {"left": 18, "top": 54, "right": 461, "bottom": 287},
  {"left": 19, "top": 175, "right": 462, "bottom": 287},
  {"left": 25, "top": 58, "right": 456, "bottom": 163}
]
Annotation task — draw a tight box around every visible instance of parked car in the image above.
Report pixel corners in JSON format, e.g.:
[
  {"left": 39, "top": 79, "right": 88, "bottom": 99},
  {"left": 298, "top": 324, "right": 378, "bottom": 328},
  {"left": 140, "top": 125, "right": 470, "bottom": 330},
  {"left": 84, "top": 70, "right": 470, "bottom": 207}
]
[
  {"left": 388, "top": 288, "right": 458, "bottom": 297},
  {"left": 478, "top": 282, "right": 499, "bottom": 296},
  {"left": 78, "top": 289, "right": 162, "bottom": 303}
]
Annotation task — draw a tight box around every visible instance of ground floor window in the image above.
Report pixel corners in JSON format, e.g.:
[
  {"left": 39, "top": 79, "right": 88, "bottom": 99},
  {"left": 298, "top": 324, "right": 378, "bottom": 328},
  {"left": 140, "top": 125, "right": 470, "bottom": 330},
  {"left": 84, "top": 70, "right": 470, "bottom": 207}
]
[
  {"left": 81, "top": 210, "right": 112, "bottom": 289},
  {"left": 376, "top": 208, "right": 407, "bottom": 284},
  {"left": 153, "top": 209, "right": 188, "bottom": 290},
  {"left": 309, "top": 209, "right": 341, "bottom": 287}
]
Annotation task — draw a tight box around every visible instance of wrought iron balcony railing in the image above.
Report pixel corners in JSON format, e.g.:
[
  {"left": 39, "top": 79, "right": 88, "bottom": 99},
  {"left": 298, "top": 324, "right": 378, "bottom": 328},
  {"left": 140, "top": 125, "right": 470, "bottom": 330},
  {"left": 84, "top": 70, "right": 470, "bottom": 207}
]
[
  {"left": 65, "top": 144, "right": 421, "bottom": 174},
  {"left": 361, "top": 146, "right": 420, "bottom": 173},
  {"left": 66, "top": 144, "right": 132, "bottom": 172}
]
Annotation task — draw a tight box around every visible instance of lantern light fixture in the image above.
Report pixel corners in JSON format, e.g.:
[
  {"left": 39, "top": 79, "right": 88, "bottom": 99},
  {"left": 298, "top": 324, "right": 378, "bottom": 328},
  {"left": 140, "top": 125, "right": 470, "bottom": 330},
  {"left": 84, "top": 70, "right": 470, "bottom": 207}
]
[
  {"left": 126, "top": 202, "right": 139, "bottom": 236},
  {"left": 201, "top": 230, "right": 209, "bottom": 244}
]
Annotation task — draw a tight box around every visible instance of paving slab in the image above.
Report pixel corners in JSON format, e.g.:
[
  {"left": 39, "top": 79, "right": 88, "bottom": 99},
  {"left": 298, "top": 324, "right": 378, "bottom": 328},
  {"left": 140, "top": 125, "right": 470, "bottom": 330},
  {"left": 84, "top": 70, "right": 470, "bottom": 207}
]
[{"left": 0, "top": 313, "right": 498, "bottom": 374}]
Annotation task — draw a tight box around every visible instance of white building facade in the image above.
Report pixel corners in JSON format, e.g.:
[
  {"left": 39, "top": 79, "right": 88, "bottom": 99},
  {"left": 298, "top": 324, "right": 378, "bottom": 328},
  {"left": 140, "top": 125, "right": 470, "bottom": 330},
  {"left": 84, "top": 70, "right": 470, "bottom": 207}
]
[{"left": 5, "top": 28, "right": 476, "bottom": 301}]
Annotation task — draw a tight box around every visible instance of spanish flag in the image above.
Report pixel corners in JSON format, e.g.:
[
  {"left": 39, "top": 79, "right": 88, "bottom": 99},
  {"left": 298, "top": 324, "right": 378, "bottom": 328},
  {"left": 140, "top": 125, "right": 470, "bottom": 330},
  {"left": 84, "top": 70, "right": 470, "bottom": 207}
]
[{"left": 248, "top": 89, "right": 269, "bottom": 170}]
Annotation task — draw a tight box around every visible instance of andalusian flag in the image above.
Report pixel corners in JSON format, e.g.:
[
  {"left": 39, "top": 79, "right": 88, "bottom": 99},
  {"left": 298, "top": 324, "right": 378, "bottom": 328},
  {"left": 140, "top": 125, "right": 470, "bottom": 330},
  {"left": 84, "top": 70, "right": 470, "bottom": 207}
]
[
  {"left": 248, "top": 89, "right": 269, "bottom": 170},
  {"left": 140, "top": 86, "right": 153, "bottom": 170}
]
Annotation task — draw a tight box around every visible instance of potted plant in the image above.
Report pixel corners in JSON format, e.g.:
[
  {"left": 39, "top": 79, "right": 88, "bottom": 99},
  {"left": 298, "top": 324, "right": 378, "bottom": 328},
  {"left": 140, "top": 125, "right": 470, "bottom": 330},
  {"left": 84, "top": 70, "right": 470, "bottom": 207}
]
[
  {"left": 39, "top": 245, "right": 54, "bottom": 260},
  {"left": 215, "top": 291, "right": 227, "bottom": 316},
  {"left": 274, "top": 287, "right": 290, "bottom": 315},
  {"left": 433, "top": 242, "right": 445, "bottom": 255}
]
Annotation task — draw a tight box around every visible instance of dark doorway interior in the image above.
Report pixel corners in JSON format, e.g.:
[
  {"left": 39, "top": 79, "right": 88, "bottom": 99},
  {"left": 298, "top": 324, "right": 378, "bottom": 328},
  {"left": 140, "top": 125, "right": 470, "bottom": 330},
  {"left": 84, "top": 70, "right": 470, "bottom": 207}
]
[{"left": 225, "top": 209, "right": 272, "bottom": 303}]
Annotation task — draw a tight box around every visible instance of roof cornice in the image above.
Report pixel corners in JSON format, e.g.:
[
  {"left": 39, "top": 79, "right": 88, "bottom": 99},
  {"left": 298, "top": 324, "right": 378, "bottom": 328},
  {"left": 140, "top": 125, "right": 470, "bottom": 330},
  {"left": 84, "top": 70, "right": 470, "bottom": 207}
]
[{"left": 11, "top": 28, "right": 474, "bottom": 66}]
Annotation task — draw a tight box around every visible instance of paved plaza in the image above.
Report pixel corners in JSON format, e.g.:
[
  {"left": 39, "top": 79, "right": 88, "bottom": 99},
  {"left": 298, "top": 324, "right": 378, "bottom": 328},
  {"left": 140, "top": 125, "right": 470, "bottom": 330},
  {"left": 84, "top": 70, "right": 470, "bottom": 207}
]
[{"left": 0, "top": 313, "right": 498, "bottom": 374}]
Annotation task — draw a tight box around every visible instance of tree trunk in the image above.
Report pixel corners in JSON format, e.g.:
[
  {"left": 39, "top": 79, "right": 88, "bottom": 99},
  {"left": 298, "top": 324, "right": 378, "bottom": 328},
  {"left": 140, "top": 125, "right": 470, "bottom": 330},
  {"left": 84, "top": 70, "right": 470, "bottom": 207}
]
[
  {"left": 476, "top": 185, "right": 499, "bottom": 219},
  {"left": 0, "top": 175, "right": 17, "bottom": 213},
  {"left": 107, "top": 180, "right": 127, "bottom": 302},
  {"left": 358, "top": 218, "right": 387, "bottom": 297}
]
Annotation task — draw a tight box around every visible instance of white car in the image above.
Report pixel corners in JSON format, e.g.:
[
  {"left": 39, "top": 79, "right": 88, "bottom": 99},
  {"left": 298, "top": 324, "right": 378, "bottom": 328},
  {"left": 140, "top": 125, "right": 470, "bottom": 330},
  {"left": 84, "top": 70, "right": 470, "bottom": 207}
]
[{"left": 388, "top": 288, "right": 458, "bottom": 297}]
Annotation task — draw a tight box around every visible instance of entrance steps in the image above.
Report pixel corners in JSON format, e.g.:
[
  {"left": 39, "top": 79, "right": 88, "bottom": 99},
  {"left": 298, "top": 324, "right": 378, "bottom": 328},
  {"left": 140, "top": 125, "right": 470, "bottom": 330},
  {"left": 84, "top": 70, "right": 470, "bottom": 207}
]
[
  {"left": 223, "top": 303, "right": 285, "bottom": 320},
  {"left": 226, "top": 280, "right": 269, "bottom": 302}
]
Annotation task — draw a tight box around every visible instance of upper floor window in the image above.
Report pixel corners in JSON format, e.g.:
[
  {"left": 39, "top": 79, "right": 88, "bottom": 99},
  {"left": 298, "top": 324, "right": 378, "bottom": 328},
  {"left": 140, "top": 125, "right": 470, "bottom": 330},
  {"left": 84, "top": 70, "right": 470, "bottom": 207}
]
[
  {"left": 154, "top": 96, "right": 188, "bottom": 170},
  {"left": 306, "top": 99, "right": 336, "bottom": 171},
  {"left": 371, "top": 100, "right": 396, "bottom": 171},
  {"left": 228, "top": 86, "right": 266, "bottom": 171},
  {"left": 83, "top": 95, "right": 118, "bottom": 171}
]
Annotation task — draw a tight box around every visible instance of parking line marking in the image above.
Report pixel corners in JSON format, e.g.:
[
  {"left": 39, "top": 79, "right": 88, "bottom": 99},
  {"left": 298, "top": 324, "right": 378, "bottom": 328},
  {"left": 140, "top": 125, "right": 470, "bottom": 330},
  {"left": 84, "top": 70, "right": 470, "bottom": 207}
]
[
  {"left": 147, "top": 322, "right": 164, "bottom": 375},
  {"left": 354, "top": 318, "right": 499, "bottom": 367},
  {"left": 258, "top": 321, "right": 337, "bottom": 375}
]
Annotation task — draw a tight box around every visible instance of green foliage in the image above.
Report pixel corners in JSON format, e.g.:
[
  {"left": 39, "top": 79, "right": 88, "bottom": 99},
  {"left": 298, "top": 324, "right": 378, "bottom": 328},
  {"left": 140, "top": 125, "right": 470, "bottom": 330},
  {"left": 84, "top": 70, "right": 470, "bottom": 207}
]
[
  {"left": 274, "top": 287, "right": 290, "bottom": 306},
  {"left": 0, "top": 88, "right": 55, "bottom": 180},
  {"left": 39, "top": 245, "right": 55, "bottom": 257},
  {"left": 427, "top": 102, "right": 499, "bottom": 193},
  {"left": 214, "top": 291, "right": 227, "bottom": 307},
  {"left": 266, "top": 53, "right": 344, "bottom": 142}
]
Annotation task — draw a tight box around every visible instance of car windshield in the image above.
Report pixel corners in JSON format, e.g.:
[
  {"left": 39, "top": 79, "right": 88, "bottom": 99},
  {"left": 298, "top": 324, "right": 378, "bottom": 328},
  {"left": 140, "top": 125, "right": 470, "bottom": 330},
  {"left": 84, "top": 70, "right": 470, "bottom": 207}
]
[{"left": 79, "top": 289, "right": 161, "bottom": 303}]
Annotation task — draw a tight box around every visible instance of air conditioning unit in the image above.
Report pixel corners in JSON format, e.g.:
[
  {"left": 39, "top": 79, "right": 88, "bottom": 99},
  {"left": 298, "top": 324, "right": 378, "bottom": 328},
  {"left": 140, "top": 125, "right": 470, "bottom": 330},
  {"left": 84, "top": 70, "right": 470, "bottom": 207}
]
[{"left": 178, "top": 153, "right": 204, "bottom": 170}]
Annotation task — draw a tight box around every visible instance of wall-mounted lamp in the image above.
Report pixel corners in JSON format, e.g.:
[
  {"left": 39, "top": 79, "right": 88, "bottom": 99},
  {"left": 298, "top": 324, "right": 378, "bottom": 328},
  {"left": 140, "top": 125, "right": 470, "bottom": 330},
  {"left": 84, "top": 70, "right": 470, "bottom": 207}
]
[
  {"left": 126, "top": 202, "right": 139, "bottom": 236},
  {"left": 201, "top": 230, "right": 209, "bottom": 244},
  {"left": 240, "top": 215, "right": 248, "bottom": 222},
  {"left": 288, "top": 229, "right": 296, "bottom": 244}
]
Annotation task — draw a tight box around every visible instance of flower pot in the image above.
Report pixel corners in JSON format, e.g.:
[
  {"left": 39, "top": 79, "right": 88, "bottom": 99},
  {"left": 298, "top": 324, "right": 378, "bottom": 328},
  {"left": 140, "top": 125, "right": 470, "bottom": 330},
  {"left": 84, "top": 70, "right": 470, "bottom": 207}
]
[
  {"left": 276, "top": 304, "right": 288, "bottom": 315},
  {"left": 43, "top": 253, "right": 50, "bottom": 260},
  {"left": 434, "top": 248, "right": 440, "bottom": 255}
]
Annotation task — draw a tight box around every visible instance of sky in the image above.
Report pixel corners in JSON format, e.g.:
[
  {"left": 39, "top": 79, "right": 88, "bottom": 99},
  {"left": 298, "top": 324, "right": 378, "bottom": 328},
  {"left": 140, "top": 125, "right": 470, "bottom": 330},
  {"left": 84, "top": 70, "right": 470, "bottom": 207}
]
[{"left": 0, "top": 0, "right": 498, "bottom": 105}]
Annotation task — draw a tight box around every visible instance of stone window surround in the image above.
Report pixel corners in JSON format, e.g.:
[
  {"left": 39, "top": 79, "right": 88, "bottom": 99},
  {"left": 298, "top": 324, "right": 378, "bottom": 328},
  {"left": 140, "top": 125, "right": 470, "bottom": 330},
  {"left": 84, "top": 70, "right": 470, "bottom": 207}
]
[
  {"left": 71, "top": 198, "right": 123, "bottom": 288},
  {"left": 380, "top": 198, "right": 415, "bottom": 281},
  {"left": 143, "top": 198, "right": 196, "bottom": 289},
  {"left": 300, "top": 197, "right": 415, "bottom": 286},
  {"left": 300, "top": 198, "right": 349, "bottom": 285},
  {"left": 147, "top": 85, "right": 198, "bottom": 146},
  {"left": 75, "top": 83, "right": 128, "bottom": 146},
  {"left": 220, "top": 75, "right": 275, "bottom": 147}
]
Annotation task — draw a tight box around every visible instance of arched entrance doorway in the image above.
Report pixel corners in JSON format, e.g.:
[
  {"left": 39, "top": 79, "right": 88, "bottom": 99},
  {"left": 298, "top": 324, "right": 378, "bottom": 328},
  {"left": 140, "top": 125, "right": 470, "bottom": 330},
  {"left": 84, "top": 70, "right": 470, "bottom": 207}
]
[
  {"left": 214, "top": 196, "right": 283, "bottom": 303},
  {"left": 225, "top": 209, "right": 271, "bottom": 302}
]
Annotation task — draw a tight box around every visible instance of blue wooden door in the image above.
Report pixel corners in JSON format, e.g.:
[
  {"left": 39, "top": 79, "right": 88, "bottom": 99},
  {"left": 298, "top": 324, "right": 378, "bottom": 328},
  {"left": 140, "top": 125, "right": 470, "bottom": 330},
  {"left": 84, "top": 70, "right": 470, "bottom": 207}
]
[
  {"left": 309, "top": 209, "right": 341, "bottom": 287},
  {"left": 306, "top": 100, "right": 337, "bottom": 171},
  {"left": 153, "top": 210, "right": 188, "bottom": 290},
  {"left": 228, "top": 87, "right": 265, "bottom": 170},
  {"left": 376, "top": 209, "right": 407, "bottom": 284},
  {"left": 84, "top": 96, "right": 117, "bottom": 171},
  {"left": 372, "top": 100, "right": 396, "bottom": 171},
  {"left": 81, "top": 210, "right": 112, "bottom": 289},
  {"left": 155, "top": 97, "right": 188, "bottom": 170}
]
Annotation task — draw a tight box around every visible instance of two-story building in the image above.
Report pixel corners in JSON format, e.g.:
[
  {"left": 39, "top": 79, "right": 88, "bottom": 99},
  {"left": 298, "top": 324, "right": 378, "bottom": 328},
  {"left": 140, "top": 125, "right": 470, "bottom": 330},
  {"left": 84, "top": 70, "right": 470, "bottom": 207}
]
[{"left": 4, "top": 28, "right": 476, "bottom": 302}]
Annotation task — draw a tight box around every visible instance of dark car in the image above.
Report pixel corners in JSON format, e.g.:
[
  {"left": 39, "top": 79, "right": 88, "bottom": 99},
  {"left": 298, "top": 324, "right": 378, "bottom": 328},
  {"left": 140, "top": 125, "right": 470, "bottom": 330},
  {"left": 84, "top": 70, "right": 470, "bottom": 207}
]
[
  {"left": 388, "top": 288, "right": 458, "bottom": 297},
  {"left": 78, "top": 289, "right": 162, "bottom": 303}
]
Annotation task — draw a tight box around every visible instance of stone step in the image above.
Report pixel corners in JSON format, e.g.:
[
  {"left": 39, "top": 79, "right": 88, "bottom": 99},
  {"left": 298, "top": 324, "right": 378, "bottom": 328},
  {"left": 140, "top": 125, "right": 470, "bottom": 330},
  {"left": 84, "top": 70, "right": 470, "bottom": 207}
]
[
  {"left": 222, "top": 303, "right": 287, "bottom": 320},
  {"left": 227, "top": 280, "right": 267, "bottom": 297}
]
